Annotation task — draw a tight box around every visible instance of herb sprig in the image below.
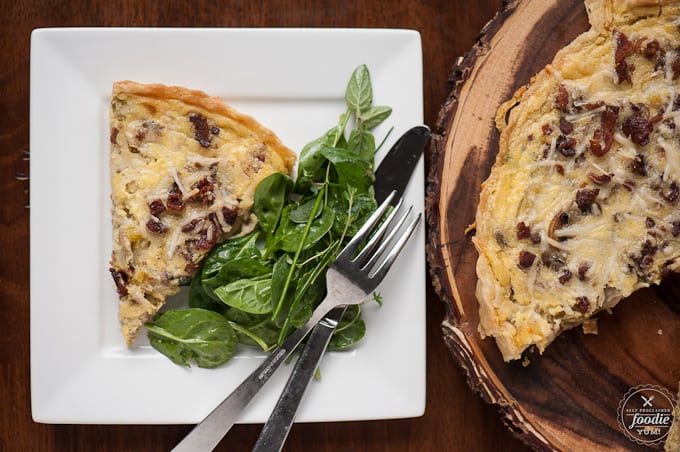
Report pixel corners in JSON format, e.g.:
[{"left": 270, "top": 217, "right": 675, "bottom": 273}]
[{"left": 145, "top": 65, "right": 391, "bottom": 368}]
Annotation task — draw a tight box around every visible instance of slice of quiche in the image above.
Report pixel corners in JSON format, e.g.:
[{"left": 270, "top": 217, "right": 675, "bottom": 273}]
[
  {"left": 474, "top": 0, "right": 680, "bottom": 361},
  {"left": 109, "top": 81, "right": 296, "bottom": 344}
]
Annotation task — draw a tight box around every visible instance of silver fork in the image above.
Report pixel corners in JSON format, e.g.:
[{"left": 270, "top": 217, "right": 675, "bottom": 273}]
[{"left": 172, "top": 190, "right": 421, "bottom": 452}]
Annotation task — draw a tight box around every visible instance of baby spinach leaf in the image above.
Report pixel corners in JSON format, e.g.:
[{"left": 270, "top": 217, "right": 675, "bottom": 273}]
[
  {"left": 188, "top": 272, "right": 227, "bottom": 314},
  {"left": 272, "top": 205, "right": 335, "bottom": 253},
  {"left": 297, "top": 134, "right": 332, "bottom": 188},
  {"left": 146, "top": 309, "right": 238, "bottom": 368},
  {"left": 345, "top": 64, "right": 372, "bottom": 115},
  {"left": 203, "top": 257, "right": 271, "bottom": 292},
  {"left": 321, "top": 147, "right": 374, "bottom": 193},
  {"left": 288, "top": 197, "right": 322, "bottom": 224},
  {"left": 270, "top": 254, "right": 293, "bottom": 324},
  {"left": 253, "top": 172, "right": 294, "bottom": 234},
  {"left": 348, "top": 129, "right": 376, "bottom": 162},
  {"left": 224, "top": 306, "right": 268, "bottom": 325},
  {"left": 328, "top": 305, "right": 366, "bottom": 350},
  {"left": 202, "top": 233, "right": 262, "bottom": 279},
  {"left": 228, "top": 322, "right": 271, "bottom": 351},
  {"left": 359, "top": 105, "right": 392, "bottom": 130},
  {"left": 288, "top": 302, "right": 313, "bottom": 329},
  {"left": 329, "top": 318, "right": 366, "bottom": 350},
  {"left": 214, "top": 275, "right": 273, "bottom": 314}
]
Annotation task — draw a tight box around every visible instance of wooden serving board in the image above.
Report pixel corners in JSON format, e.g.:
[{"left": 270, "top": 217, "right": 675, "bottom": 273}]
[{"left": 426, "top": 0, "right": 680, "bottom": 450}]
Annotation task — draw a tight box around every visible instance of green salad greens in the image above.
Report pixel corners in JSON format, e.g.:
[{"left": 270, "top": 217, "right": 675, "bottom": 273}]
[{"left": 144, "top": 65, "right": 391, "bottom": 368}]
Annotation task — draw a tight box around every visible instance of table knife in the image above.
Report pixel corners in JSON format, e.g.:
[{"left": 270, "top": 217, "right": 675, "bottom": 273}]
[{"left": 252, "top": 125, "right": 430, "bottom": 452}]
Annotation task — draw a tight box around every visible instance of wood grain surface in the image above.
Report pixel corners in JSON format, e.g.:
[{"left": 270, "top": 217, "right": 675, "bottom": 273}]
[
  {"left": 427, "top": 0, "right": 680, "bottom": 451},
  {"left": 0, "top": 0, "right": 545, "bottom": 451}
]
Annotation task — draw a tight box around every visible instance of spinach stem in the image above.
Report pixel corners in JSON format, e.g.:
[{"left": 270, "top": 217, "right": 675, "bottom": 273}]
[
  {"left": 270, "top": 187, "right": 325, "bottom": 323},
  {"left": 276, "top": 190, "right": 356, "bottom": 344}
]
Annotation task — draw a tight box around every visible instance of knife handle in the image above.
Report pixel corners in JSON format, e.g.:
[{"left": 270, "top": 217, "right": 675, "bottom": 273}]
[{"left": 252, "top": 306, "right": 346, "bottom": 452}]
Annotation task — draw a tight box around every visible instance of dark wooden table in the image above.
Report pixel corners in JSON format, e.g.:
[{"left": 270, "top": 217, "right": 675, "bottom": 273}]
[{"left": 0, "top": 1, "right": 533, "bottom": 450}]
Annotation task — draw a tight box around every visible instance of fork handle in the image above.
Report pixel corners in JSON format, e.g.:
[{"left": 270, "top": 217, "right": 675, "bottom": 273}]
[
  {"left": 252, "top": 306, "right": 346, "bottom": 452},
  {"left": 172, "top": 303, "right": 334, "bottom": 452}
]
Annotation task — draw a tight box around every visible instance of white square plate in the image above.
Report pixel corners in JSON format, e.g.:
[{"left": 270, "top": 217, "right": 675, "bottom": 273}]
[{"left": 30, "top": 28, "right": 425, "bottom": 424}]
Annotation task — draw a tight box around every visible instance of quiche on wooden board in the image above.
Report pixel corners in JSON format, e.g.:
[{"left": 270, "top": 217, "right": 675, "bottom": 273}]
[
  {"left": 109, "top": 81, "right": 296, "bottom": 344},
  {"left": 473, "top": 0, "right": 680, "bottom": 361}
]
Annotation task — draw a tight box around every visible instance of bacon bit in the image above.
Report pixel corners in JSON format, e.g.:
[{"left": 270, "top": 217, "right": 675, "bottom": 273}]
[
  {"left": 110, "top": 127, "right": 119, "bottom": 144},
  {"left": 556, "top": 85, "right": 570, "bottom": 112},
  {"left": 517, "top": 222, "right": 531, "bottom": 240},
  {"left": 584, "top": 100, "right": 605, "bottom": 110},
  {"left": 149, "top": 199, "right": 166, "bottom": 216},
  {"left": 181, "top": 218, "right": 201, "bottom": 233},
  {"left": 559, "top": 118, "right": 574, "bottom": 134},
  {"left": 646, "top": 217, "right": 656, "bottom": 228},
  {"left": 556, "top": 164, "right": 565, "bottom": 175},
  {"left": 518, "top": 250, "right": 536, "bottom": 268},
  {"left": 192, "top": 177, "right": 215, "bottom": 205},
  {"left": 673, "top": 222, "right": 680, "bottom": 237},
  {"left": 622, "top": 180, "right": 636, "bottom": 191},
  {"left": 574, "top": 296, "right": 591, "bottom": 313},
  {"left": 541, "top": 252, "right": 552, "bottom": 267},
  {"left": 222, "top": 206, "right": 239, "bottom": 225},
  {"left": 587, "top": 172, "right": 612, "bottom": 184},
  {"left": 622, "top": 109, "right": 653, "bottom": 146},
  {"left": 542, "top": 124, "right": 553, "bottom": 135},
  {"left": 643, "top": 40, "right": 663, "bottom": 59},
  {"left": 558, "top": 270, "right": 572, "bottom": 284},
  {"left": 167, "top": 182, "right": 185, "bottom": 211},
  {"left": 614, "top": 30, "right": 635, "bottom": 83},
  {"left": 196, "top": 223, "right": 218, "bottom": 250},
  {"left": 578, "top": 262, "right": 590, "bottom": 280},
  {"left": 590, "top": 105, "right": 619, "bottom": 157},
  {"left": 109, "top": 268, "right": 129, "bottom": 296},
  {"left": 146, "top": 218, "right": 168, "bottom": 234},
  {"left": 630, "top": 154, "right": 647, "bottom": 176},
  {"left": 530, "top": 232, "right": 542, "bottom": 244},
  {"left": 556, "top": 135, "right": 577, "bottom": 157},
  {"left": 189, "top": 113, "right": 212, "bottom": 148},
  {"left": 661, "top": 182, "right": 679, "bottom": 203},
  {"left": 576, "top": 188, "right": 600, "bottom": 212},
  {"left": 644, "top": 40, "right": 667, "bottom": 71},
  {"left": 641, "top": 254, "right": 655, "bottom": 268}
]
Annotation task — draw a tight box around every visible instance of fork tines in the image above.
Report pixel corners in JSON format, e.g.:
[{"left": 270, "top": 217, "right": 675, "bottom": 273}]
[{"left": 334, "top": 190, "right": 420, "bottom": 292}]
